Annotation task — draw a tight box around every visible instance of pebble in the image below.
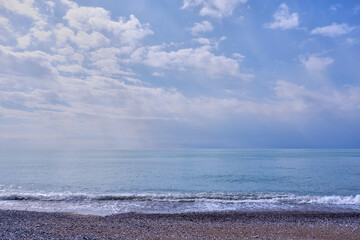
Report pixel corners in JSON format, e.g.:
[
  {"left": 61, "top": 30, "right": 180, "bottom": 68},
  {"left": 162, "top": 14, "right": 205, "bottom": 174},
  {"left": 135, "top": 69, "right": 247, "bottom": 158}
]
[{"left": 0, "top": 210, "right": 359, "bottom": 239}]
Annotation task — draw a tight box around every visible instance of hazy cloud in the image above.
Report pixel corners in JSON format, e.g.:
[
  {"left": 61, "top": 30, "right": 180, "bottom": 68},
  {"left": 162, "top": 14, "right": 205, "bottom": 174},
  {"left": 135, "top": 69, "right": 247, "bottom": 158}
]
[
  {"left": 191, "top": 21, "right": 213, "bottom": 35},
  {"left": 329, "top": 4, "right": 342, "bottom": 12},
  {"left": 64, "top": 7, "right": 153, "bottom": 46},
  {"left": 0, "top": 0, "right": 359, "bottom": 148},
  {"left": 152, "top": 72, "right": 165, "bottom": 77},
  {"left": 264, "top": 3, "right": 299, "bottom": 30},
  {"left": 0, "top": 0, "right": 41, "bottom": 21},
  {"left": 300, "top": 55, "right": 334, "bottom": 71},
  {"left": 181, "top": 0, "right": 247, "bottom": 18},
  {"left": 311, "top": 23, "right": 355, "bottom": 37},
  {"left": 130, "top": 45, "right": 249, "bottom": 78}
]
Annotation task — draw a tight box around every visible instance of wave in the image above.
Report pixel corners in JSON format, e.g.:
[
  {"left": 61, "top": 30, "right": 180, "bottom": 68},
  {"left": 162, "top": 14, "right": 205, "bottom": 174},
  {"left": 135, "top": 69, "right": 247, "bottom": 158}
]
[
  {"left": 1, "top": 192, "right": 359, "bottom": 215},
  {"left": 0, "top": 192, "right": 359, "bottom": 205},
  {"left": 306, "top": 195, "right": 360, "bottom": 205}
]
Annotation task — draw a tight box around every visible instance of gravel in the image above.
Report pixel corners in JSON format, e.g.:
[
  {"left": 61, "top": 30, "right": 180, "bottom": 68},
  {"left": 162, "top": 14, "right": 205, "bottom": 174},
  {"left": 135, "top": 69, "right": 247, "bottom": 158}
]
[{"left": 0, "top": 210, "right": 359, "bottom": 239}]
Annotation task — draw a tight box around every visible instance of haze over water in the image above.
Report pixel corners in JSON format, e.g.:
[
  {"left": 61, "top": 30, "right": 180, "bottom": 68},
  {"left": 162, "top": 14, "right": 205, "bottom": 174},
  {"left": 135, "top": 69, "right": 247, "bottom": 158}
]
[{"left": 1, "top": 149, "right": 359, "bottom": 215}]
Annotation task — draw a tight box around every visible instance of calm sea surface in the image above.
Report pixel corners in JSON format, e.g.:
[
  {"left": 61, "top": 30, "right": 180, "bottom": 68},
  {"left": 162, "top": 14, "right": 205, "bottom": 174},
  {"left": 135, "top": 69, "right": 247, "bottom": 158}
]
[{"left": 0, "top": 149, "right": 359, "bottom": 215}]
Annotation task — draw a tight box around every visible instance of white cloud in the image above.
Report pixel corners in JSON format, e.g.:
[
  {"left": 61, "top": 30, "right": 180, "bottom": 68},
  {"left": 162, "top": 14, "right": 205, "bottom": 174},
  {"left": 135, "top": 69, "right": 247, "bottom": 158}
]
[
  {"left": 0, "top": 0, "right": 52, "bottom": 45},
  {"left": 0, "top": 17, "right": 13, "bottom": 42},
  {"left": 71, "top": 31, "right": 110, "bottom": 50},
  {"left": 1, "top": 0, "right": 359, "bottom": 148},
  {"left": 0, "top": 46, "right": 58, "bottom": 90},
  {"left": 54, "top": 25, "right": 75, "bottom": 46},
  {"left": 232, "top": 53, "right": 245, "bottom": 61},
  {"left": 274, "top": 81, "right": 360, "bottom": 112},
  {"left": 61, "top": 0, "right": 78, "bottom": 8},
  {"left": 181, "top": 0, "right": 247, "bottom": 18},
  {"left": 264, "top": 3, "right": 299, "bottom": 30},
  {"left": 64, "top": 6, "right": 153, "bottom": 46},
  {"left": 0, "top": 89, "right": 67, "bottom": 113},
  {"left": 329, "top": 4, "right": 342, "bottom": 12},
  {"left": 300, "top": 55, "right": 334, "bottom": 71},
  {"left": 0, "top": 16, "right": 12, "bottom": 32},
  {"left": 193, "top": 37, "right": 212, "bottom": 45},
  {"left": 45, "top": 1, "right": 55, "bottom": 8},
  {"left": 30, "top": 27, "right": 52, "bottom": 42},
  {"left": 57, "top": 64, "right": 89, "bottom": 74},
  {"left": 0, "top": 0, "right": 155, "bottom": 89},
  {"left": 71, "top": 53, "right": 84, "bottom": 63},
  {"left": 311, "top": 23, "right": 355, "bottom": 37},
  {"left": 17, "top": 34, "right": 32, "bottom": 49},
  {"left": 0, "top": 0, "right": 256, "bottom": 148},
  {"left": 192, "top": 36, "right": 226, "bottom": 49},
  {"left": 191, "top": 21, "right": 213, "bottom": 35},
  {"left": 90, "top": 47, "right": 132, "bottom": 75},
  {"left": 274, "top": 81, "right": 308, "bottom": 111},
  {"left": 64, "top": 6, "right": 109, "bottom": 31},
  {"left": 152, "top": 72, "right": 165, "bottom": 77},
  {"left": 55, "top": 46, "right": 75, "bottom": 56},
  {"left": 0, "top": 0, "right": 40, "bottom": 21},
  {"left": 130, "top": 45, "right": 249, "bottom": 78}
]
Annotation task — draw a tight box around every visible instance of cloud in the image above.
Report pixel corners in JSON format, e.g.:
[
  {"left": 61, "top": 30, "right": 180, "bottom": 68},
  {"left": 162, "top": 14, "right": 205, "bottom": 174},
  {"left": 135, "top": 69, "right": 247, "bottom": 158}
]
[
  {"left": 346, "top": 38, "right": 358, "bottom": 45},
  {"left": 193, "top": 36, "right": 226, "bottom": 48},
  {"left": 57, "top": 64, "right": 89, "bottom": 74},
  {"left": 0, "top": 17, "right": 15, "bottom": 42},
  {"left": 30, "top": 27, "right": 52, "bottom": 42},
  {"left": 0, "top": 16, "right": 11, "bottom": 31},
  {"left": 300, "top": 55, "right": 334, "bottom": 71},
  {"left": 191, "top": 21, "right": 213, "bottom": 35},
  {"left": 71, "top": 31, "right": 110, "bottom": 50},
  {"left": 60, "top": 0, "right": 78, "bottom": 9},
  {"left": 329, "top": 4, "right": 342, "bottom": 12},
  {"left": 264, "top": 3, "right": 299, "bottom": 30},
  {"left": 1, "top": 0, "right": 359, "bottom": 148},
  {"left": 274, "top": 81, "right": 360, "bottom": 112},
  {"left": 64, "top": 6, "right": 110, "bottom": 31},
  {"left": 17, "top": 34, "right": 32, "bottom": 49},
  {"left": 232, "top": 53, "right": 245, "bottom": 61},
  {"left": 0, "top": 89, "right": 65, "bottom": 111},
  {"left": 90, "top": 47, "right": 133, "bottom": 75},
  {"left": 0, "top": 0, "right": 56, "bottom": 49},
  {"left": 0, "top": 0, "right": 40, "bottom": 21},
  {"left": 181, "top": 0, "right": 247, "bottom": 18},
  {"left": 152, "top": 72, "right": 165, "bottom": 77},
  {"left": 45, "top": 1, "right": 55, "bottom": 8},
  {"left": 0, "top": 52, "right": 59, "bottom": 95},
  {"left": 64, "top": 7, "right": 153, "bottom": 46},
  {"left": 130, "top": 45, "right": 250, "bottom": 78},
  {"left": 193, "top": 37, "right": 212, "bottom": 45},
  {"left": 53, "top": 25, "right": 75, "bottom": 46},
  {"left": 311, "top": 23, "right": 356, "bottom": 37}
]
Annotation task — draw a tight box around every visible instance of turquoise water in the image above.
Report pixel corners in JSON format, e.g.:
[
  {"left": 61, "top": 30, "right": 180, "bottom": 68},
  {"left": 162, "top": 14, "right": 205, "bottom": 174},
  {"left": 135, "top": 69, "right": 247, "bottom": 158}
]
[{"left": 0, "top": 149, "right": 360, "bottom": 215}]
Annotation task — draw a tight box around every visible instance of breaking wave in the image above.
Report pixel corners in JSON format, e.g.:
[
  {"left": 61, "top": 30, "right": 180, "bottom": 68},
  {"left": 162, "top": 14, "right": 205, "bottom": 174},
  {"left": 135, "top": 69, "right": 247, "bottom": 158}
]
[{"left": 0, "top": 192, "right": 359, "bottom": 205}]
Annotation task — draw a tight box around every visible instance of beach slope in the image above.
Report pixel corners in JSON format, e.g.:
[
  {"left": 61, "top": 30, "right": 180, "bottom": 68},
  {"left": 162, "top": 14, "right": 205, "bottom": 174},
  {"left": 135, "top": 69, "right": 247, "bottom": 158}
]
[{"left": 1, "top": 210, "right": 359, "bottom": 239}]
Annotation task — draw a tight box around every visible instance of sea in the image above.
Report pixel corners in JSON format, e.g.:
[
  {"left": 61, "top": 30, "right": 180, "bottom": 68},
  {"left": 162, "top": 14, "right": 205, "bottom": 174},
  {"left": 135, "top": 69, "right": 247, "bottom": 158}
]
[{"left": 0, "top": 149, "right": 359, "bottom": 216}]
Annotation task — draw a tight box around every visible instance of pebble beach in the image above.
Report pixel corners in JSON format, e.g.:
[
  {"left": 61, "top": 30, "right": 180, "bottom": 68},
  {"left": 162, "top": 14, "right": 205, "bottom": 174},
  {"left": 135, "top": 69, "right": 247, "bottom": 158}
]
[{"left": 1, "top": 210, "right": 359, "bottom": 239}]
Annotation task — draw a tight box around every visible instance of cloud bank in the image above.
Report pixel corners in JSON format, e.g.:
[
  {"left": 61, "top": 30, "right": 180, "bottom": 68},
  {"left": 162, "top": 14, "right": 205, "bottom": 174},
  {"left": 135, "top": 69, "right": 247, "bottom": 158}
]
[{"left": 0, "top": 0, "right": 359, "bottom": 149}]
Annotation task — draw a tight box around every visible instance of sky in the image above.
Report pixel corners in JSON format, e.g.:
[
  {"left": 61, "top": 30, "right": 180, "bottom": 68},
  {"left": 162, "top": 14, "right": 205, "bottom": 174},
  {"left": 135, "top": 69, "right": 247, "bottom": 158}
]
[{"left": 0, "top": 0, "right": 360, "bottom": 149}]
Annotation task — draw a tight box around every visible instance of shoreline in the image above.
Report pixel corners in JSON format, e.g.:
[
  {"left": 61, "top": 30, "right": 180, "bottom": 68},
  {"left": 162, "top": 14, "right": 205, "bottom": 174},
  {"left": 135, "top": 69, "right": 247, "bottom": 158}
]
[{"left": 1, "top": 210, "right": 359, "bottom": 239}]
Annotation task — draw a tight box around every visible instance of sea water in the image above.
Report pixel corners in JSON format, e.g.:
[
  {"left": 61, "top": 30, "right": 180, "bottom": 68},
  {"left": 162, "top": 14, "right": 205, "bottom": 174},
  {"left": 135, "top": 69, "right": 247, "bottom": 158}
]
[{"left": 0, "top": 149, "right": 359, "bottom": 215}]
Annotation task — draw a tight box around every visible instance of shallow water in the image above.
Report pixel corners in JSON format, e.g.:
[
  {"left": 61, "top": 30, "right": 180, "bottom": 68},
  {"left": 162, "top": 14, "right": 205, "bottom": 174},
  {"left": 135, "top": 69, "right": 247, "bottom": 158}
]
[{"left": 0, "top": 149, "right": 359, "bottom": 215}]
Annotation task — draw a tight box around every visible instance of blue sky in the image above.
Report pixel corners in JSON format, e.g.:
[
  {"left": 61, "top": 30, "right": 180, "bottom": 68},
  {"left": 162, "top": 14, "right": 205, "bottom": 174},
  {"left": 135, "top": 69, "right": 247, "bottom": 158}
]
[{"left": 0, "top": 0, "right": 359, "bottom": 149}]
